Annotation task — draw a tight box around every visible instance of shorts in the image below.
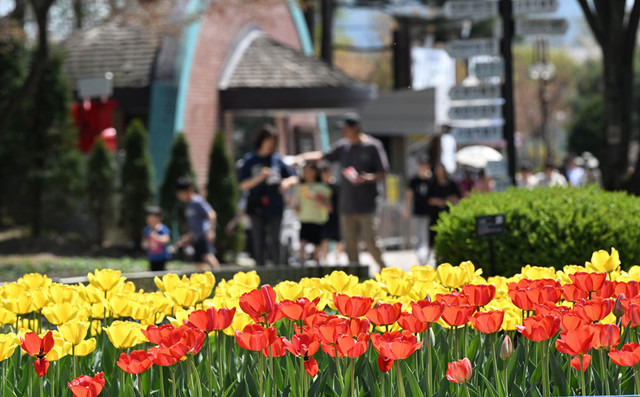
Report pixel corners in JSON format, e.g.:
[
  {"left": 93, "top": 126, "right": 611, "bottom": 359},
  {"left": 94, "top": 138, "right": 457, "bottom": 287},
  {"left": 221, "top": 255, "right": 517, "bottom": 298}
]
[
  {"left": 149, "top": 259, "right": 167, "bottom": 272},
  {"left": 193, "top": 238, "right": 215, "bottom": 263},
  {"left": 299, "top": 223, "right": 324, "bottom": 245},
  {"left": 322, "top": 218, "right": 342, "bottom": 242}
]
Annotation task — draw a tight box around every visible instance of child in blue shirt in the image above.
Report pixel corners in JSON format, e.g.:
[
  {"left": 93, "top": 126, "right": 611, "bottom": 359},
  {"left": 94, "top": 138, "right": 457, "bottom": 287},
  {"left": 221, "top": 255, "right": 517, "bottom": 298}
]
[{"left": 142, "top": 206, "right": 171, "bottom": 271}]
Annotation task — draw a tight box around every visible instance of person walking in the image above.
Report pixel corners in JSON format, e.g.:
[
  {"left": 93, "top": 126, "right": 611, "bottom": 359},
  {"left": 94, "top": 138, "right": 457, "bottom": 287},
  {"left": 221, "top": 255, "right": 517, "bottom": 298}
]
[
  {"left": 297, "top": 113, "right": 389, "bottom": 270},
  {"left": 402, "top": 155, "right": 432, "bottom": 265},
  {"left": 238, "top": 125, "right": 298, "bottom": 266},
  {"left": 142, "top": 206, "right": 171, "bottom": 271},
  {"left": 319, "top": 162, "right": 343, "bottom": 264},
  {"left": 175, "top": 177, "right": 220, "bottom": 270},
  {"left": 427, "top": 162, "right": 461, "bottom": 252}
]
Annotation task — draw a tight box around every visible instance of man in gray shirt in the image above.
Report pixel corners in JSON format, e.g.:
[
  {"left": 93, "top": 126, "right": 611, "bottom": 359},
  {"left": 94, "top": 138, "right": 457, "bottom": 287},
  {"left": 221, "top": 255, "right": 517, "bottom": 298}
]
[{"left": 298, "top": 113, "right": 389, "bottom": 269}]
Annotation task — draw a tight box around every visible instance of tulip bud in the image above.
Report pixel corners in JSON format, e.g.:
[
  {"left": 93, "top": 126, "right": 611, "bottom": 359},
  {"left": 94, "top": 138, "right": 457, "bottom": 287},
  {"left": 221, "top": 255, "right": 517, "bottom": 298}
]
[
  {"left": 425, "top": 294, "right": 431, "bottom": 302},
  {"left": 613, "top": 294, "right": 626, "bottom": 318},
  {"left": 499, "top": 334, "right": 513, "bottom": 360}
]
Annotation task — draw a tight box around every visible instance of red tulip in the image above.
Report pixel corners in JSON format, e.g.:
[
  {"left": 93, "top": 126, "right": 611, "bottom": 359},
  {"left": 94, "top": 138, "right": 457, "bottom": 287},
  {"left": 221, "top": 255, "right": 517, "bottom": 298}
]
[
  {"left": 562, "top": 284, "right": 589, "bottom": 303},
  {"left": 283, "top": 332, "right": 320, "bottom": 358},
  {"left": 148, "top": 345, "right": 185, "bottom": 366},
  {"left": 371, "top": 331, "right": 422, "bottom": 364},
  {"left": 470, "top": 310, "right": 504, "bottom": 334},
  {"left": 609, "top": 343, "right": 640, "bottom": 367},
  {"left": 411, "top": 300, "right": 445, "bottom": 324},
  {"left": 304, "top": 311, "right": 331, "bottom": 327},
  {"left": 34, "top": 358, "right": 49, "bottom": 377},
  {"left": 593, "top": 280, "right": 615, "bottom": 299},
  {"left": 333, "top": 293, "right": 374, "bottom": 318},
  {"left": 187, "top": 307, "right": 236, "bottom": 332},
  {"left": 378, "top": 356, "right": 394, "bottom": 373},
  {"left": 569, "top": 272, "right": 606, "bottom": 293},
  {"left": 347, "top": 317, "right": 371, "bottom": 337},
  {"left": 68, "top": 372, "right": 105, "bottom": 397},
  {"left": 461, "top": 284, "right": 496, "bottom": 307},
  {"left": 117, "top": 350, "right": 153, "bottom": 374},
  {"left": 629, "top": 303, "right": 640, "bottom": 326},
  {"left": 178, "top": 326, "right": 206, "bottom": 356},
  {"left": 398, "top": 312, "right": 428, "bottom": 333},
  {"left": 142, "top": 324, "right": 181, "bottom": 346},
  {"left": 535, "top": 302, "right": 569, "bottom": 317},
  {"left": 336, "top": 334, "right": 369, "bottom": 358},
  {"left": 366, "top": 302, "right": 402, "bottom": 326},
  {"left": 537, "top": 285, "right": 563, "bottom": 304},
  {"left": 555, "top": 327, "right": 597, "bottom": 356},
  {"left": 21, "top": 331, "right": 54, "bottom": 358},
  {"left": 570, "top": 355, "right": 592, "bottom": 371},
  {"left": 436, "top": 292, "right": 469, "bottom": 306},
  {"left": 508, "top": 288, "right": 536, "bottom": 311},
  {"left": 446, "top": 358, "right": 473, "bottom": 384},
  {"left": 315, "top": 317, "right": 349, "bottom": 345},
  {"left": 516, "top": 314, "right": 560, "bottom": 342},
  {"left": 441, "top": 305, "right": 476, "bottom": 327},
  {"left": 592, "top": 323, "right": 621, "bottom": 350},
  {"left": 277, "top": 298, "right": 319, "bottom": 322},
  {"left": 235, "top": 324, "right": 277, "bottom": 351},
  {"left": 304, "top": 358, "right": 319, "bottom": 377},
  {"left": 262, "top": 336, "right": 287, "bottom": 357},
  {"left": 575, "top": 297, "right": 613, "bottom": 322},
  {"left": 559, "top": 311, "right": 590, "bottom": 332},
  {"left": 614, "top": 281, "right": 640, "bottom": 299},
  {"left": 239, "top": 285, "right": 282, "bottom": 324}
]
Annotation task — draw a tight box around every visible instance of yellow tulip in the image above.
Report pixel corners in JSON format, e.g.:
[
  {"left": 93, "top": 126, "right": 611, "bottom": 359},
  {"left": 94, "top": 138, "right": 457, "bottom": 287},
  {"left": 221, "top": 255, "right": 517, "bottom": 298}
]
[
  {"left": 30, "top": 288, "right": 49, "bottom": 312},
  {"left": 42, "top": 302, "right": 81, "bottom": 325},
  {"left": 76, "top": 284, "right": 104, "bottom": 304},
  {"left": 88, "top": 269, "right": 124, "bottom": 292},
  {"left": 154, "top": 273, "right": 182, "bottom": 292},
  {"left": 48, "top": 283, "right": 80, "bottom": 304},
  {"left": 0, "top": 307, "right": 16, "bottom": 326},
  {"left": 131, "top": 304, "right": 153, "bottom": 323},
  {"left": 190, "top": 272, "right": 216, "bottom": 301},
  {"left": 104, "top": 321, "right": 147, "bottom": 349},
  {"left": 3, "top": 292, "right": 34, "bottom": 315},
  {"left": 45, "top": 331, "right": 72, "bottom": 361},
  {"left": 299, "top": 277, "right": 324, "bottom": 289},
  {"left": 168, "top": 308, "right": 191, "bottom": 327},
  {"left": 435, "top": 262, "right": 475, "bottom": 290},
  {"left": 586, "top": 247, "right": 621, "bottom": 274},
  {"left": 380, "top": 277, "right": 412, "bottom": 297},
  {"left": 18, "top": 273, "right": 52, "bottom": 290},
  {"left": 90, "top": 320, "right": 102, "bottom": 336},
  {"left": 352, "top": 279, "right": 387, "bottom": 300},
  {"left": 407, "top": 265, "right": 436, "bottom": 282},
  {"left": 223, "top": 311, "right": 253, "bottom": 337},
  {"left": 145, "top": 292, "right": 172, "bottom": 314},
  {"left": 322, "top": 271, "right": 359, "bottom": 293},
  {"left": 58, "top": 321, "right": 90, "bottom": 346},
  {"left": 0, "top": 333, "right": 19, "bottom": 362},
  {"left": 374, "top": 267, "right": 404, "bottom": 284},
  {"left": 108, "top": 294, "right": 135, "bottom": 318},
  {"left": 73, "top": 338, "right": 96, "bottom": 356},
  {"left": 275, "top": 281, "right": 304, "bottom": 301},
  {"left": 166, "top": 286, "right": 200, "bottom": 308},
  {"left": 520, "top": 265, "right": 557, "bottom": 280},
  {"left": 231, "top": 271, "right": 260, "bottom": 290}
]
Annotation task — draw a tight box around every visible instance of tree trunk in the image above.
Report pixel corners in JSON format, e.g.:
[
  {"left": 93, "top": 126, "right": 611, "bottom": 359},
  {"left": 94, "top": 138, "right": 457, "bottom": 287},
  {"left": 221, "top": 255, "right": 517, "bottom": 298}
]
[
  {"left": 601, "top": 47, "right": 634, "bottom": 190},
  {"left": 303, "top": 0, "right": 315, "bottom": 46},
  {"left": 320, "top": 0, "right": 333, "bottom": 65},
  {"left": 72, "top": 0, "right": 84, "bottom": 29}
]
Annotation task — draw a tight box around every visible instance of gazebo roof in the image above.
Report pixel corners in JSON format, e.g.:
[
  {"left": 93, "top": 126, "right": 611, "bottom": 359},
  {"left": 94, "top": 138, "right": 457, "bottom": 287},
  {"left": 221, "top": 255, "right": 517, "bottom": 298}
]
[{"left": 219, "top": 32, "right": 376, "bottom": 112}]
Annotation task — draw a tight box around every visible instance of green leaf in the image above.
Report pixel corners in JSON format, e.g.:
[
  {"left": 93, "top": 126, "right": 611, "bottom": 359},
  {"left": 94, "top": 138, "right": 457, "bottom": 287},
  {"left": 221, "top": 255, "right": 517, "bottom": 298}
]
[
  {"left": 476, "top": 371, "right": 500, "bottom": 397},
  {"left": 403, "top": 361, "right": 423, "bottom": 397}
]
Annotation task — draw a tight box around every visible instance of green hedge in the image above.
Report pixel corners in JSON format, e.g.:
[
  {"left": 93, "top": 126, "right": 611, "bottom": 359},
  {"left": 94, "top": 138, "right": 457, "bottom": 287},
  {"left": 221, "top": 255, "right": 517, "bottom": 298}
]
[{"left": 433, "top": 186, "right": 640, "bottom": 277}]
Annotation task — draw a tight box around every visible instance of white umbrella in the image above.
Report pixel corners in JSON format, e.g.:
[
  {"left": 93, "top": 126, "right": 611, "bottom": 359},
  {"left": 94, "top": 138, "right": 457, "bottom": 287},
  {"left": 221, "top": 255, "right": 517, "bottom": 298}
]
[{"left": 455, "top": 145, "right": 503, "bottom": 169}]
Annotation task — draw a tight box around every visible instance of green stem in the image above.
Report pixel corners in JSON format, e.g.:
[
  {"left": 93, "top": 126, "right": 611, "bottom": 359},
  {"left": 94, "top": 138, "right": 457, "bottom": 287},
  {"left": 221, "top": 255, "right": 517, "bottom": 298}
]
[
  {"left": 39, "top": 376, "right": 43, "bottom": 397},
  {"left": 599, "top": 349, "right": 610, "bottom": 396},
  {"left": 72, "top": 345, "right": 77, "bottom": 379},
  {"left": 426, "top": 325, "right": 433, "bottom": 397},
  {"left": 491, "top": 334, "right": 502, "bottom": 397},
  {"left": 540, "top": 341, "right": 549, "bottom": 397},
  {"left": 189, "top": 357, "right": 203, "bottom": 397},
  {"left": 270, "top": 353, "right": 276, "bottom": 397},
  {"left": 634, "top": 365, "right": 640, "bottom": 396},
  {"left": 217, "top": 332, "right": 223, "bottom": 392},
  {"left": 454, "top": 326, "right": 459, "bottom": 360},
  {"left": 580, "top": 357, "right": 587, "bottom": 397},
  {"left": 159, "top": 365, "right": 166, "bottom": 397},
  {"left": 299, "top": 357, "right": 305, "bottom": 397},
  {"left": 138, "top": 374, "right": 144, "bottom": 397},
  {"left": 334, "top": 347, "right": 343, "bottom": 390},
  {"left": 208, "top": 333, "right": 215, "bottom": 395},
  {"left": 463, "top": 382, "right": 471, "bottom": 397},
  {"left": 503, "top": 359, "right": 508, "bottom": 397},
  {"left": 170, "top": 366, "right": 177, "bottom": 397},
  {"left": 395, "top": 361, "right": 406, "bottom": 397},
  {"left": 258, "top": 353, "right": 265, "bottom": 397},
  {"left": 350, "top": 357, "right": 355, "bottom": 397}
]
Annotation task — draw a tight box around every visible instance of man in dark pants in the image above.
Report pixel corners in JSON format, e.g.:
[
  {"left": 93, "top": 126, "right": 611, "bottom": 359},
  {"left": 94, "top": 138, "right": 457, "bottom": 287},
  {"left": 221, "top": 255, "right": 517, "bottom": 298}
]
[
  {"left": 297, "top": 113, "right": 389, "bottom": 270},
  {"left": 176, "top": 177, "right": 220, "bottom": 270}
]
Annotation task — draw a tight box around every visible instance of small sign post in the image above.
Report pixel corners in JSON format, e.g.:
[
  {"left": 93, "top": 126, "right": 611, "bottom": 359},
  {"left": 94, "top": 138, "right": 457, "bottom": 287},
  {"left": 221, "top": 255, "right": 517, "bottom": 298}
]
[{"left": 476, "top": 214, "right": 506, "bottom": 275}]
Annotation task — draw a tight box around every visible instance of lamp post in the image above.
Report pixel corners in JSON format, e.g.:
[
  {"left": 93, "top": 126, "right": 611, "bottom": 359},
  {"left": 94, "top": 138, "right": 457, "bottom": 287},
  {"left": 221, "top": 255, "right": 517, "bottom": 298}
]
[{"left": 528, "top": 37, "right": 555, "bottom": 161}]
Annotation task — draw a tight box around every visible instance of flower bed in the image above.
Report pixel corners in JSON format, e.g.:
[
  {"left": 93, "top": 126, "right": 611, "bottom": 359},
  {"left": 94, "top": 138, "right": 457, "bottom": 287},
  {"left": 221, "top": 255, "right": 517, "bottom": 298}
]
[{"left": 0, "top": 247, "right": 638, "bottom": 396}]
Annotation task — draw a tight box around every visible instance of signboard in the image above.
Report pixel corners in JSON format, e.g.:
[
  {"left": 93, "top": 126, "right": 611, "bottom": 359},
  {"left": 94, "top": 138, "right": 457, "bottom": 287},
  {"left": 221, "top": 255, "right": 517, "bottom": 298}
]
[
  {"left": 452, "top": 125, "right": 503, "bottom": 144},
  {"left": 475, "top": 60, "right": 504, "bottom": 79},
  {"left": 485, "top": 160, "right": 508, "bottom": 177},
  {"left": 516, "top": 18, "right": 569, "bottom": 36},
  {"left": 448, "top": 104, "right": 503, "bottom": 120},
  {"left": 449, "top": 84, "right": 502, "bottom": 101},
  {"left": 493, "top": 177, "right": 513, "bottom": 192},
  {"left": 445, "top": 39, "right": 500, "bottom": 59},
  {"left": 476, "top": 215, "right": 506, "bottom": 238},
  {"left": 78, "top": 75, "right": 113, "bottom": 100},
  {"left": 513, "top": 0, "right": 558, "bottom": 15},
  {"left": 444, "top": 0, "right": 498, "bottom": 19}
]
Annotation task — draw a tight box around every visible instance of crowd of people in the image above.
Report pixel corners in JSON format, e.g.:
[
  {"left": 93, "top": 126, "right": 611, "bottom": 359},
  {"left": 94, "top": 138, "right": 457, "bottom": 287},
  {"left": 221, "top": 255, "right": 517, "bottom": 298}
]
[{"left": 137, "top": 113, "right": 606, "bottom": 272}]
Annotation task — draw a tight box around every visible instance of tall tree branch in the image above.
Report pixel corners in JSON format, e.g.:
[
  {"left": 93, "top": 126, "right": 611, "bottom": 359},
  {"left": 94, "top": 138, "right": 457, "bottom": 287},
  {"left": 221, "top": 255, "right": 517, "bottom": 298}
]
[
  {"left": 0, "top": 0, "right": 56, "bottom": 138},
  {"left": 625, "top": 0, "right": 640, "bottom": 56},
  {"left": 577, "top": 0, "right": 604, "bottom": 47}
]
